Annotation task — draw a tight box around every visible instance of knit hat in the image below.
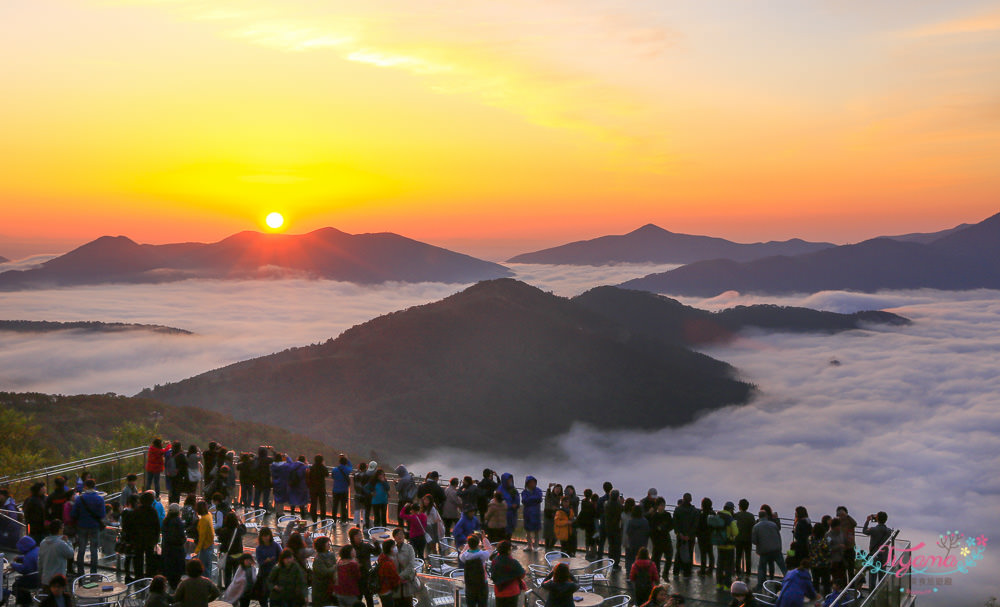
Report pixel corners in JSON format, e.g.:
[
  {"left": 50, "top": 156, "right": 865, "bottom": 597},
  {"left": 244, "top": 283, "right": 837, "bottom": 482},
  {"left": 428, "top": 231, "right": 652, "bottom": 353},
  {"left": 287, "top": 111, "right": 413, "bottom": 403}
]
[
  {"left": 730, "top": 581, "right": 749, "bottom": 594},
  {"left": 647, "top": 488, "right": 657, "bottom": 497},
  {"left": 168, "top": 503, "right": 180, "bottom": 513}
]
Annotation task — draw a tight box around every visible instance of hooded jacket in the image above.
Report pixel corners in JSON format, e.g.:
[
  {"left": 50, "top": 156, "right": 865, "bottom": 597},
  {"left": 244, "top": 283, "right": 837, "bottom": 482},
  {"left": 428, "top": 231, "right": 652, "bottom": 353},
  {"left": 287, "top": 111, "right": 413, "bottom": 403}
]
[
  {"left": 452, "top": 512, "right": 480, "bottom": 547},
  {"left": 395, "top": 466, "right": 415, "bottom": 503},
  {"left": 330, "top": 459, "right": 352, "bottom": 494},
  {"left": 499, "top": 474, "right": 520, "bottom": 510},
  {"left": 270, "top": 458, "right": 291, "bottom": 504},
  {"left": 287, "top": 459, "right": 310, "bottom": 507},
  {"left": 774, "top": 567, "right": 817, "bottom": 606},
  {"left": 71, "top": 490, "right": 106, "bottom": 530},
  {"left": 12, "top": 535, "right": 39, "bottom": 576},
  {"left": 38, "top": 535, "right": 74, "bottom": 584},
  {"left": 520, "top": 476, "right": 543, "bottom": 532}
]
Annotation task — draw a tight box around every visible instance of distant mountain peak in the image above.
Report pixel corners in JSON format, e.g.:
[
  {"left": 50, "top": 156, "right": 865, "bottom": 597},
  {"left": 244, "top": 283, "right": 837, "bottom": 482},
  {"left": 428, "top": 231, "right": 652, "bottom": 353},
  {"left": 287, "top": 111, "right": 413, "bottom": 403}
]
[{"left": 629, "top": 223, "right": 672, "bottom": 235}]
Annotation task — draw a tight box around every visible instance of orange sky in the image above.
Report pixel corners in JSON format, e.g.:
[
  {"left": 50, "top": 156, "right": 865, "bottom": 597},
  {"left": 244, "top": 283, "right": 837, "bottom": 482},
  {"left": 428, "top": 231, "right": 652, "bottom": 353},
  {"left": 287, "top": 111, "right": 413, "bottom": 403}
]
[{"left": 2, "top": 0, "right": 999, "bottom": 259}]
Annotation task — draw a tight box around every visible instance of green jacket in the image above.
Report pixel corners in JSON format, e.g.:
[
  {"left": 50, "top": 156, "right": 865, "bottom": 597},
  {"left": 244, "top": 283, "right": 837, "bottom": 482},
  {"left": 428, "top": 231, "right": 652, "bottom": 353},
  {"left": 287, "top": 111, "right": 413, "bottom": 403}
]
[
  {"left": 268, "top": 561, "right": 308, "bottom": 604},
  {"left": 312, "top": 552, "right": 339, "bottom": 606}
]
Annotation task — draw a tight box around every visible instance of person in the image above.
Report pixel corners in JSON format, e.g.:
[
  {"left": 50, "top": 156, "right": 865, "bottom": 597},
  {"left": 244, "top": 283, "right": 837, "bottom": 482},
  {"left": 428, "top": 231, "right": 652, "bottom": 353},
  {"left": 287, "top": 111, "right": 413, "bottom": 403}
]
[
  {"left": 460, "top": 535, "right": 491, "bottom": 607},
  {"left": 629, "top": 547, "right": 660, "bottom": 607},
  {"left": 332, "top": 544, "right": 363, "bottom": 607},
  {"left": 311, "top": 537, "right": 337, "bottom": 607},
  {"left": 394, "top": 465, "right": 416, "bottom": 522},
  {"left": 774, "top": 558, "right": 817, "bottom": 607},
  {"left": 647, "top": 497, "right": 673, "bottom": 577},
  {"left": 625, "top": 505, "right": 651, "bottom": 574},
  {"left": 553, "top": 498, "right": 575, "bottom": 558},
  {"left": 186, "top": 446, "right": 204, "bottom": 495},
  {"left": 271, "top": 454, "right": 291, "bottom": 517},
  {"left": 44, "top": 477, "right": 73, "bottom": 535},
  {"left": 399, "top": 500, "right": 429, "bottom": 558},
  {"left": 173, "top": 559, "right": 221, "bottom": 607},
  {"left": 453, "top": 507, "right": 481, "bottom": 549},
  {"left": 789, "top": 506, "right": 811, "bottom": 569},
  {"left": 458, "top": 476, "right": 481, "bottom": 516},
  {"left": 268, "top": 548, "right": 307, "bottom": 607},
  {"left": 519, "top": 476, "right": 542, "bottom": 552},
  {"left": 133, "top": 491, "right": 161, "bottom": 578},
  {"left": 541, "top": 562, "right": 578, "bottom": 607},
  {"left": 391, "top": 528, "right": 419, "bottom": 607},
  {"left": 443, "top": 478, "right": 463, "bottom": 536},
  {"left": 253, "top": 447, "right": 273, "bottom": 511},
  {"left": 38, "top": 521, "right": 74, "bottom": 586},
  {"left": 836, "top": 507, "right": 857, "bottom": 583},
  {"left": 672, "top": 494, "right": 697, "bottom": 577},
  {"left": 194, "top": 501, "right": 216, "bottom": 580},
  {"left": 218, "top": 512, "right": 247, "bottom": 587},
  {"left": 543, "top": 483, "right": 564, "bottom": 552},
  {"left": 120, "top": 474, "right": 140, "bottom": 510},
  {"left": 826, "top": 518, "right": 846, "bottom": 588},
  {"left": 203, "top": 443, "right": 219, "bottom": 487},
  {"left": 144, "top": 438, "right": 172, "bottom": 497},
  {"left": 490, "top": 541, "right": 525, "bottom": 607},
  {"left": 497, "top": 473, "right": 520, "bottom": 542},
  {"left": 204, "top": 468, "right": 231, "bottom": 505},
  {"left": 375, "top": 540, "right": 402, "bottom": 607},
  {"left": 421, "top": 494, "right": 445, "bottom": 555},
  {"left": 255, "top": 527, "right": 281, "bottom": 607},
  {"left": 728, "top": 581, "right": 757, "bottom": 607},
  {"left": 145, "top": 575, "right": 171, "bottom": 607},
  {"left": 564, "top": 486, "right": 580, "bottom": 553},
  {"left": 36, "top": 574, "right": 72, "bottom": 607},
  {"left": 23, "top": 482, "right": 47, "bottom": 543},
  {"left": 285, "top": 532, "right": 314, "bottom": 576},
  {"left": 752, "top": 509, "right": 787, "bottom": 591},
  {"left": 733, "top": 499, "right": 756, "bottom": 575},
  {"left": 71, "top": 478, "right": 106, "bottom": 575},
  {"left": 485, "top": 491, "right": 507, "bottom": 543},
  {"left": 605, "top": 490, "right": 624, "bottom": 569},
  {"left": 809, "top": 521, "right": 832, "bottom": 596},
  {"left": 641, "top": 585, "right": 672, "bottom": 607},
  {"left": 711, "top": 502, "right": 738, "bottom": 591},
  {"left": 477, "top": 470, "right": 498, "bottom": 523},
  {"left": 11, "top": 534, "right": 40, "bottom": 604},
  {"left": 352, "top": 463, "right": 372, "bottom": 530},
  {"left": 120, "top": 494, "right": 140, "bottom": 582},
  {"left": 330, "top": 454, "right": 352, "bottom": 524},
  {"left": 695, "top": 498, "right": 715, "bottom": 574},
  {"left": 348, "top": 526, "right": 378, "bottom": 607},
  {"left": 863, "top": 511, "right": 891, "bottom": 587},
  {"left": 821, "top": 580, "right": 845, "bottom": 607},
  {"left": 162, "top": 503, "right": 187, "bottom": 589},
  {"left": 417, "top": 471, "right": 445, "bottom": 510},
  {"left": 576, "top": 490, "right": 598, "bottom": 559},
  {"left": 367, "top": 468, "right": 391, "bottom": 527}
]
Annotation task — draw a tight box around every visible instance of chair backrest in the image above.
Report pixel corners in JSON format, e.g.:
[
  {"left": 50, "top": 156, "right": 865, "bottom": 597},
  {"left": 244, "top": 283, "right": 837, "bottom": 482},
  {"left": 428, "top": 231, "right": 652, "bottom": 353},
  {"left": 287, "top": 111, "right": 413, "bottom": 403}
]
[
  {"left": 448, "top": 569, "right": 464, "bottom": 579},
  {"left": 575, "top": 573, "right": 595, "bottom": 590},
  {"left": 588, "top": 559, "right": 613, "bottom": 574},
  {"left": 762, "top": 580, "right": 782, "bottom": 596},
  {"left": 753, "top": 593, "right": 777, "bottom": 606},
  {"left": 544, "top": 551, "right": 570, "bottom": 564},
  {"left": 836, "top": 589, "right": 860, "bottom": 606},
  {"left": 604, "top": 594, "right": 631, "bottom": 607},
  {"left": 277, "top": 515, "right": 299, "bottom": 525}
]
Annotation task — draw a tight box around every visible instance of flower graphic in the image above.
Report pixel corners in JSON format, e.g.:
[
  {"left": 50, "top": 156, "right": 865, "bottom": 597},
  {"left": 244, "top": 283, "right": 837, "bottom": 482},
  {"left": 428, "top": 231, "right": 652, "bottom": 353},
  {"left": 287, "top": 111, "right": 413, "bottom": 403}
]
[
  {"left": 960, "top": 547, "right": 970, "bottom": 557},
  {"left": 976, "top": 535, "right": 988, "bottom": 547},
  {"left": 966, "top": 537, "right": 976, "bottom": 547}
]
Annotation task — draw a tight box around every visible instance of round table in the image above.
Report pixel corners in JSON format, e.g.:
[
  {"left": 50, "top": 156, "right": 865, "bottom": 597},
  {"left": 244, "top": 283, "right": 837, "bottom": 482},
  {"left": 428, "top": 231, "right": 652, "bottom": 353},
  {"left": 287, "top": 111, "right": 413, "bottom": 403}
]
[
  {"left": 209, "top": 601, "right": 231, "bottom": 607},
  {"left": 75, "top": 581, "right": 126, "bottom": 602},
  {"left": 551, "top": 557, "right": 591, "bottom": 571},
  {"left": 573, "top": 592, "right": 604, "bottom": 607},
  {"left": 371, "top": 531, "right": 393, "bottom": 542}
]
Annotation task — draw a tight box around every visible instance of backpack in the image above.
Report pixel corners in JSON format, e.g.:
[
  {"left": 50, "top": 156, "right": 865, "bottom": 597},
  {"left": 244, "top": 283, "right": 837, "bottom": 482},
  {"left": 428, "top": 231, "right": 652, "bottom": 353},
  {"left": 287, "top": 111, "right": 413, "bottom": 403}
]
[
  {"left": 400, "top": 479, "right": 416, "bottom": 502},
  {"left": 707, "top": 513, "right": 728, "bottom": 546}
]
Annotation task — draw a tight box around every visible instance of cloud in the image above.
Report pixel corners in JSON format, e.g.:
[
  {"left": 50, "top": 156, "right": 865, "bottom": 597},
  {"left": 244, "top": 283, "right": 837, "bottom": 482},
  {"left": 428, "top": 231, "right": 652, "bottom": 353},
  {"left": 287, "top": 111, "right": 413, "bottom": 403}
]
[
  {"left": 905, "top": 9, "right": 1000, "bottom": 37},
  {"left": 0, "top": 254, "right": 58, "bottom": 272}
]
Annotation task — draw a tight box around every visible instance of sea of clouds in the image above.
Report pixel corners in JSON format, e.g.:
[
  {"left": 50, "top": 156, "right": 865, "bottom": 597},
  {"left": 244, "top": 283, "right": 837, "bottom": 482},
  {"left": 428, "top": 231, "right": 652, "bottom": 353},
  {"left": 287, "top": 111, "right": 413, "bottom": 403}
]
[{"left": 0, "top": 260, "right": 997, "bottom": 603}]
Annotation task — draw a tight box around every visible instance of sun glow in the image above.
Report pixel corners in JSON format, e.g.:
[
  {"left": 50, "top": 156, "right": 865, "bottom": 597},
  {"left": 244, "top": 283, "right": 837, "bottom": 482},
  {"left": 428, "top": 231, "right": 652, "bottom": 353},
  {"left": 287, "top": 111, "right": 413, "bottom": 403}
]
[{"left": 265, "top": 212, "right": 284, "bottom": 229}]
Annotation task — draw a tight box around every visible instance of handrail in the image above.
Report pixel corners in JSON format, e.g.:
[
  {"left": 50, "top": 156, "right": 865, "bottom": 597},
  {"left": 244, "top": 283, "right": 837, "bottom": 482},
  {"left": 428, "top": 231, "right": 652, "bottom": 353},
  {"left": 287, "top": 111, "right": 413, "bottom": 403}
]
[
  {"left": 829, "top": 528, "right": 900, "bottom": 607},
  {"left": 0, "top": 509, "right": 26, "bottom": 529},
  {"left": 0, "top": 446, "right": 146, "bottom": 485}
]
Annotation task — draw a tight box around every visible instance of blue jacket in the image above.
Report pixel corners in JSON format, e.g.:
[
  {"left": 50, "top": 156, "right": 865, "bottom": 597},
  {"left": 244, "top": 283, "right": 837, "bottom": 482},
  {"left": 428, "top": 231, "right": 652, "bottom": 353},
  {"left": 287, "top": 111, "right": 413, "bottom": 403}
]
[
  {"left": 271, "top": 459, "right": 290, "bottom": 504},
  {"left": 520, "top": 477, "right": 543, "bottom": 531},
  {"left": 499, "top": 473, "right": 520, "bottom": 510},
  {"left": 12, "top": 535, "right": 38, "bottom": 575},
  {"left": 452, "top": 513, "right": 480, "bottom": 548},
  {"left": 775, "top": 568, "right": 817, "bottom": 607},
  {"left": 331, "top": 460, "right": 353, "bottom": 494},
  {"left": 287, "top": 459, "right": 309, "bottom": 507},
  {"left": 72, "top": 491, "right": 106, "bottom": 530}
]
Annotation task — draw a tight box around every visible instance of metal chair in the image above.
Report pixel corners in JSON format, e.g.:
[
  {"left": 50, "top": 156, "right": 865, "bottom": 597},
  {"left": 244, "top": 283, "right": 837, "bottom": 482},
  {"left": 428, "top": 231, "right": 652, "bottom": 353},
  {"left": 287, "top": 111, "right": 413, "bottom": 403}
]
[
  {"left": 588, "top": 559, "right": 613, "bottom": 585},
  {"left": 544, "top": 551, "right": 570, "bottom": 566},
  {"left": 120, "top": 578, "right": 152, "bottom": 607},
  {"left": 425, "top": 554, "right": 459, "bottom": 577},
  {"left": 448, "top": 569, "right": 464, "bottom": 580},
  {"left": 309, "top": 519, "right": 336, "bottom": 541},
  {"left": 575, "top": 573, "right": 595, "bottom": 592},
  {"left": 603, "top": 594, "right": 631, "bottom": 607},
  {"left": 367, "top": 527, "right": 390, "bottom": 539},
  {"left": 762, "top": 580, "right": 782, "bottom": 596},
  {"left": 413, "top": 558, "right": 424, "bottom": 572},
  {"left": 833, "top": 589, "right": 860, "bottom": 606},
  {"left": 527, "top": 564, "right": 550, "bottom": 585},
  {"left": 437, "top": 537, "right": 459, "bottom": 558},
  {"left": 753, "top": 593, "right": 777, "bottom": 606},
  {"left": 243, "top": 509, "right": 268, "bottom": 532}
]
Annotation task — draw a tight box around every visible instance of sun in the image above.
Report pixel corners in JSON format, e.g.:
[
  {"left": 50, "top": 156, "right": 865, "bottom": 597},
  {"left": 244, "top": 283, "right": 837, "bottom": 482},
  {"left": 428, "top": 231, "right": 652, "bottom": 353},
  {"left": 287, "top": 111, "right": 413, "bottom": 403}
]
[{"left": 265, "top": 212, "right": 284, "bottom": 229}]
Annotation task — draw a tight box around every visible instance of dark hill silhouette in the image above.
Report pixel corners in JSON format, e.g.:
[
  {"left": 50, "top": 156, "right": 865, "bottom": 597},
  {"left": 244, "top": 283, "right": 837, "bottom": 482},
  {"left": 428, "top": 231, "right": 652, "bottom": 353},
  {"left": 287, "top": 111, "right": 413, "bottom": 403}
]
[
  {"left": 620, "top": 212, "right": 1000, "bottom": 296},
  {"left": 507, "top": 223, "right": 833, "bottom": 265},
  {"left": 572, "top": 286, "right": 909, "bottom": 345},
  {"left": 0, "top": 256, "right": 8, "bottom": 264},
  {"left": 139, "top": 279, "right": 754, "bottom": 458},
  {"left": 0, "top": 320, "right": 192, "bottom": 335},
  {"left": 883, "top": 223, "right": 972, "bottom": 244},
  {"left": 0, "top": 228, "right": 511, "bottom": 289}
]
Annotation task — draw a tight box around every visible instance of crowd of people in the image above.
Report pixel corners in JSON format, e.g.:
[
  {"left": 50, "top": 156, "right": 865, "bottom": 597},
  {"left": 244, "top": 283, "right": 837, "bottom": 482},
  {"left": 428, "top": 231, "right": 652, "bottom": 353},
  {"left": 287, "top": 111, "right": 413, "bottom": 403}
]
[{"left": 0, "top": 439, "right": 896, "bottom": 607}]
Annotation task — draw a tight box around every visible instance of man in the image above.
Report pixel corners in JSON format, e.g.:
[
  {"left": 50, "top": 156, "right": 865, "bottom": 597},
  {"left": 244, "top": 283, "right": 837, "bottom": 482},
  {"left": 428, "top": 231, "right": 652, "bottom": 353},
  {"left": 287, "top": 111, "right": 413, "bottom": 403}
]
[
  {"left": 287, "top": 456, "right": 310, "bottom": 520},
  {"left": 460, "top": 535, "right": 491, "bottom": 607},
  {"left": 751, "top": 509, "right": 786, "bottom": 590},
  {"left": 330, "top": 454, "right": 353, "bottom": 524},
  {"left": 647, "top": 497, "right": 673, "bottom": 576},
  {"left": 417, "top": 471, "right": 445, "bottom": 511},
  {"left": 120, "top": 474, "right": 140, "bottom": 510},
  {"left": 836, "top": 506, "right": 858, "bottom": 582},
  {"left": 640, "top": 488, "right": 658, "bottom": 516},
  {"left": 604, "top": 490, "right": 623, "bottom": 569},
  {"left": 23, "top": 483, "right": 47, "bottom": 543},
  {"left": 352, "top": 462, "right": 372, "bottom": 529},
  {"left": 271, "top": 453, "right": 291, "bottom": 516},
  {"left": 71, "top": 479, "right": 106, "bottom": 574},
  {"left": 672, "top": 493, "right": 698, "bottom": 577},
  {"left": 133, "top": 492, "right": 162, "bottom": 578},
  {"left": 596, "top": 482, "right": 614, "bottom": 557},
  {"left": 38, "top": 521, "right": 74, "bottom": 585},
  {"left": 863, "top": 511, "right": 891, "bottom": 588},
  {"left": 476, "top": 470, "right": 498, "bottom": 523},
  {"left": 713, "top": 502, "right": 738, "bottom": 591},
  {"left": 394, "top": 465, "right": 416, "bottom": 521},
  {"left": 732, "top": 499, "right": 756, "bottom": 575},
  {"left": 254, "top": 447, "right": 274, "bottom": 511}
]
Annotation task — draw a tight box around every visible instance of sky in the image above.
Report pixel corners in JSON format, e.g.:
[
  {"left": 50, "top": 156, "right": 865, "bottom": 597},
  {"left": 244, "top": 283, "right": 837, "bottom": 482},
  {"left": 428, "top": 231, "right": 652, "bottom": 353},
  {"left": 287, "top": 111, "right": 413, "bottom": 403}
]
[{"left": 2, "top": 0, "right": 1000, "bottom": 260}]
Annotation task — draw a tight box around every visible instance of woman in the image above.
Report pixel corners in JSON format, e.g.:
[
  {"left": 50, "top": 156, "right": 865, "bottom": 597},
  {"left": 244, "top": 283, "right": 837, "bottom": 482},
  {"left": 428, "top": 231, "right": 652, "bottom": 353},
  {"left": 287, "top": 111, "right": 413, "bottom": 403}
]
[
  {"left": 333, "top": 544, "right": 363, "bottom": 607},
  {"left": 420, "top": 494, "right": 446, "bottom": 555},
  {"left": 826, "top": 518, "right": 846, "bottom": 588},
  {"left": 193, "top": 501, "right": 215, "bottom": 580},
  {"left": 554, "top": 498, "right": 575, "bottom": 556},
  {"left": 485, "top": 492, "right": 507, "bottom": 544},
  {"left": 648, "top": 498, "right": 673, "bottom": 577},
  {"left": 218, "top": 512, "right": 247, "bottom": 588},
  {"left": 220, "top": 554, "right": 257, "bottom": 607},
  {"left": 564, "top": 485, "right": 580, "bottom": 555},
  {"left": 169, "top": 442, "right": 189, "bottom": 503},
  {"left": 490, "top": 541, "right": 525, "bottom": 607},
  {"left": 311, "top": 537, "right": 337, "bottom": 607},
  {"left": 255, "top": 527, "right": 281, "bottom": 607},
  {"left": 181, "top": 494, "right": 198, "bottom": 540},
  {"left": 695, "top": 498, "right": 715, "bottom": 574},
  {"left": 285, "top": 532, "right": 314, "bottom": 577},
  {"left": 367, "top": 469, "right": 391, "bottom": 527},
  {"left": 541, "top": 562, "right": 579, "bottom": 607},
  {"left": 442, "top": 478, "right": 463, "bottom": 536},
  {"left": 172, "top": 559, "right": 220, "bottom": 607},
  {"left": 186, "top": 446, "right": 204, "bottom": 494},
  {"left": 267, "top": 548, "right": 307, "bottom": 607},
  {"left": 809, "top": 522, "right": 832, "bottom": 596},
  {"left": 37, "top": 574, "right": 72, "bottom": 607},
  {"left": 625, "top": 505, "right": 651, "bottom": 574},
  {"left": 640, "top": 585, "right": 672, "bottom": 607},
  {"left": 576, "top": 490, "right": 597, "bottom": 559},
  {"left": 145, "top": 438, "right": 172, "bottom": 497},
  {"left": 520, "top": 476, "right": 543, "bottom": 552},
  {"left": 498, "top": 474, "right": 520, "bottom": 542},
  {"left": 375, "top": 540, "right": 402, "bottom": 607},
  {"left": 399, "top": 500, "right": 429, "bottom": 558},
  {"left": 144, "top": 575, "right": 171, "bottom": 607},
  {"left": 629, "top": 547, "right": 660, "bottom": 607},
  {"left": 543, "top": 484, "right": 563, "bottom": 551},
  {"left": 161, "top": 503, "right": 187, "bottom": 589},
  {"left": 391, "top": 528, "right": 419, "bottom": 607},
  {"left": 791, "top": 506, "right": 812, "bottom": 569}
]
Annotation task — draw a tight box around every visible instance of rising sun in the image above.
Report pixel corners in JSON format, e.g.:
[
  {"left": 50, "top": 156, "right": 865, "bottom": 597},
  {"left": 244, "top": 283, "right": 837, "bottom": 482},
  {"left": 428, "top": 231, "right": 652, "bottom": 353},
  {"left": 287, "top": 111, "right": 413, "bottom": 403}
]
[{"left": 265, "top": 212, "right": 284, "bottom": 229}]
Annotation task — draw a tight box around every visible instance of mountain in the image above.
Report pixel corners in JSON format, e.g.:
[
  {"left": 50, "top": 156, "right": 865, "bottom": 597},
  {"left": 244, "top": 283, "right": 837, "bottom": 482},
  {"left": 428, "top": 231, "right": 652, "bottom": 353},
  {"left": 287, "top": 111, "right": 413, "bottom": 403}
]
[
  {"left": 620, "top": 212, "right": 1000, "bottom": 296},
  {"left": 0, "top": 392, "right": 343, "bottom": 466},
  {"left": 572, "top": 286, "right": 909, "bottom": 346},
  {"left": 0, "top": 228, "right": 511, "bottom": 289},
  {"left": 0, "top": 256, "right": 8, "bottom": 264},
  {"left": 507, "top": 224, "right": 834, "bottom": 265},
  {"left": 0, "top": 320, "right": 192, "bottom": 335},
  {"left": 883, "top": 223, "right": 972, "bottom": 244},
  {"left": 139, "top": 279, "right": 755, "bottom": 458}
]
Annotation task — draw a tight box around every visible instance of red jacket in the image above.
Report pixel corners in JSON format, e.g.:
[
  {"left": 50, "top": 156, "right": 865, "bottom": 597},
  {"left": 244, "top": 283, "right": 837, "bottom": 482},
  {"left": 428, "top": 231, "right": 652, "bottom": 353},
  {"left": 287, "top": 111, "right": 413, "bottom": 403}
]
[
  {"left": 146, "top": 445, "right": 171, "bottom": 473},
  {"left": 629, "top": 559, "right": 660, "bottom": 586},
  {"left": 376, "top": 554, "right": 401, "bottom": 595},
  {"left": 332, "top": 560, "right": 362, "bottom": 597}
]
